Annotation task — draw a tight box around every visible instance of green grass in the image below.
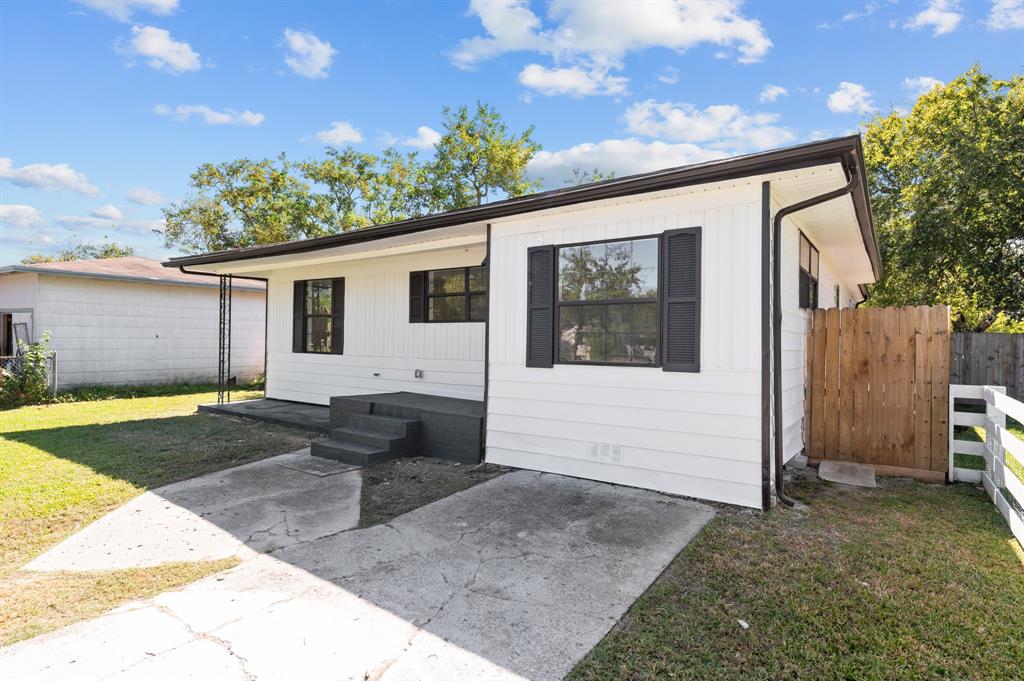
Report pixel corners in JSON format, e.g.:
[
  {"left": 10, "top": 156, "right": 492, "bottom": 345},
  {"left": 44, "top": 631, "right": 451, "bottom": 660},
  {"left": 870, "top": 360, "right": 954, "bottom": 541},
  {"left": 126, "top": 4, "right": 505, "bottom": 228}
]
[
  {"left": 0, "top": 387, "right": 316, "bottom": 645},
  {"left": 358, "top": 457, "right": 507, "bottom": 528},
  {"left": 952, "top": 402, "right": 1024, "bottom": 480},
  {"left": 570, "top": 477, "right": 1024, "bottom": 681}
]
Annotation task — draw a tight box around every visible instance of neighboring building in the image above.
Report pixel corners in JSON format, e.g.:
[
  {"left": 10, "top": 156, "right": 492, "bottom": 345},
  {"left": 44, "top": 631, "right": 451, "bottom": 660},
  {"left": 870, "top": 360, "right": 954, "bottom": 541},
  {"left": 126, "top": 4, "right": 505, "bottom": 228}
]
[
  {"left": 166, "top": 136, "right": 881, "bottom": 509},
  {"left": 0, "top": 257, "right": 265, "bottom": 387}
]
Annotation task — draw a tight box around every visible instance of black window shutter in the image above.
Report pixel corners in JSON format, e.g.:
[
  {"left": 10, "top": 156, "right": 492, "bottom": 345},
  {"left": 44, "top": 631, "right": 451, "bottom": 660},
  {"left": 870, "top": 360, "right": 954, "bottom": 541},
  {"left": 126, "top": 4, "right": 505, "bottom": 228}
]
[
  {"left": 661, "top": 227, "right": 701, "bottom": 372},
  {"left": 292, "top": 281, "right": 305, "bottom": 353},
  {"left": 409, "top": 271, "right": 426, "bottom": 323},
  {"left": 526, "top": 245, "right": 555, "bottom": 368},
  {"left": 330, "top": 277, "right": 345, "bottom": 354}
]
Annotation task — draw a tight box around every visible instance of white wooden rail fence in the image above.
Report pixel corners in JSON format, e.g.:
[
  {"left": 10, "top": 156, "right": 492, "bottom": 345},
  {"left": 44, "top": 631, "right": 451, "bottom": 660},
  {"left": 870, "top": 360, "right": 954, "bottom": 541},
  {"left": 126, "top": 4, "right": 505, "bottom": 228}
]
[{"left": 949, "top": 384, "right": 1024, "bottom": 547}]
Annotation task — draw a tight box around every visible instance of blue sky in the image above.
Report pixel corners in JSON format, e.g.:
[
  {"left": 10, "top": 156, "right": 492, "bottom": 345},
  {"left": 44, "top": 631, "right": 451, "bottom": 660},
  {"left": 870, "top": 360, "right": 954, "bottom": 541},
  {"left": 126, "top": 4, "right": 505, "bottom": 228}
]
[{"left": 1, "top": 0, "right": 1021, "bottom": 264}]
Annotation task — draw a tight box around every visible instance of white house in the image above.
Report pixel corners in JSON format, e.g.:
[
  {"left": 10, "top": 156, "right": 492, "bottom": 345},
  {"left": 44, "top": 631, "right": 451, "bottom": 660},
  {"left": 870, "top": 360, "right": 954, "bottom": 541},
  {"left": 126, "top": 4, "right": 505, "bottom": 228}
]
[
  {"left": 165, "top": 136, "right": 881, "bottom": 509},
  {"left": 0, "top": 257, "right": 265, "bottom": 387}
]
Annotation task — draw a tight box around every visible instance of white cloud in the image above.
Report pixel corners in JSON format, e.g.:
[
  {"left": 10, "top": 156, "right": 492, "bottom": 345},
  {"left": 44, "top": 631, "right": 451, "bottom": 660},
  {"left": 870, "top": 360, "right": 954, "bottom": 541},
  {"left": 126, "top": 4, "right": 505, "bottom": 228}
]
[
  {"left": 518, "top": 63, "right": 628, "bottom": 97},
  {"left": 55, "top": 215, "right": 114, "bottom": 229},
  {"left": 154, "top": 104, "right": 264, "bottom": 126},
  {"left": 623, "top": 100, "right": 795, "bottom": 151},
  {"left": 903, "top": 76, "right": 944, "bottom": 96},
  {"left": 451, "top": 0, "right": 771, "bottom": 96},
  {"left": 401, "top": 126, "right": 442, "bottom": 150},
  {"left": 904, "top": 0, "right": 963, "bottom": 36},
  {"left": 0, "top": 157, "right": 100, "bottom": 195},
  {"left": 827, "top": 82, "right": 875, "bottom": 114},
  {"left": 657, "top": 67, "right": 680, "bottom": 85},
  {"left": 90, "top": 204, "right": 123, "bottom": 220},
  {"left": 818, "top": 2, "right": 878, "bottom": 28},
  {"left": 0, "top": 204, "right": 44, "bottom": 228},
  {"left": 759, "top": 84, "right": 788, "bottom": 103},
  {"left": 528, "top": 138, "right": 726, "bottom": 187},
  {"left": 282, "top": 29, "right": 337, "bottom": 79},
  {"left": 126, "top": 186, "right": 165, "bottom": 205},
  {"left": 986, "top": 0, "right": 1024, "bottom": 30},
  {"left": 119, "top": 25, "right": 201, "bottom": 74},
  {"left": 76, "top": 0, "right": 178, "bottom": 22},
  {"left": 314, "top": 121, "right": 364, "bottom": 146}
]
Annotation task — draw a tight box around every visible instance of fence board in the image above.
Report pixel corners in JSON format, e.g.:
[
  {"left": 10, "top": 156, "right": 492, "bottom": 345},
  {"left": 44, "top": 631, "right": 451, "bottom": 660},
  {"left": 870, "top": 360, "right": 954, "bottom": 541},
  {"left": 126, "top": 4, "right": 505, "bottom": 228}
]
[
  {"left": 805, "top": 305, "right": 950, "bottom": 477},
  {"left": 951, "top": 332, "right": 1023, "bottom": 401}
]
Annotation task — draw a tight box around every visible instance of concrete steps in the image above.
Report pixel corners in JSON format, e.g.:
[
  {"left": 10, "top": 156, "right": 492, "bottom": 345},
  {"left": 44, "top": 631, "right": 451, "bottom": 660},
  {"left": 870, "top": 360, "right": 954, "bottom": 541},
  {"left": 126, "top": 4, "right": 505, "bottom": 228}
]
[{"left": 311, "top": 414, "right": 421, "bottom": 466}]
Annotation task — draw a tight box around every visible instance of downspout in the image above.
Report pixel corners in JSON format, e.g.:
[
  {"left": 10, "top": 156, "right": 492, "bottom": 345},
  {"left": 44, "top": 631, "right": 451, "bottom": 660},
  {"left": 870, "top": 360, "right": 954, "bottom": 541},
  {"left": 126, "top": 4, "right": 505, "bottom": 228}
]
[{"left": 771, "top": 164, "right": 861, "bottom": 507}]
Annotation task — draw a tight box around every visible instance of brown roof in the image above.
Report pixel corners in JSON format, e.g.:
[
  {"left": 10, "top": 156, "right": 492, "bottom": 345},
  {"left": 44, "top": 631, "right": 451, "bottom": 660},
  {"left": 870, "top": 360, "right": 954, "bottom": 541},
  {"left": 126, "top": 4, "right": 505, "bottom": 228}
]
[{"left": 1, "top": 257, "right": 265, "bottom": 290}]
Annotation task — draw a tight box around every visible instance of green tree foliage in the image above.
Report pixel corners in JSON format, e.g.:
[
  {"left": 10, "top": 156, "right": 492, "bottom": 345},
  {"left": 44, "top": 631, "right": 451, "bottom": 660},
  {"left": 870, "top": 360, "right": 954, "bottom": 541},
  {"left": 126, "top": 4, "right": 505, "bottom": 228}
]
[
  {"left": 863, "top": 66, "right": 1024, "bottom": 332},
  {"left": 162, "top": 103, "right": 541, "bottom": 254},
  {"left": 21, "top": 242, "right": 136, "bottom": 264},
  {"left": 564, "top": 168, "right": 616, "bottom": 186},
  {"left": 0, "top": 331, "right": 52, "bottom": 408},
  {"left": 428, "top": 102, "right": 541, "bottom": 208},
  {"left": 162, "top": 154, "right": 328, "bottom": 253}
]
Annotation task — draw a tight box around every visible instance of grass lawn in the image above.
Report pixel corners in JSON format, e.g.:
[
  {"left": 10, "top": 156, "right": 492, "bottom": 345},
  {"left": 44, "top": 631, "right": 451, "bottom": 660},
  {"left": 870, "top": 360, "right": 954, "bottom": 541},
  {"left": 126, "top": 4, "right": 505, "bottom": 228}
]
[
  {"left": 570, "top": 475, "right": 1024, "bottom": 680},
  {"left": 358, "top": 456, "right": 507, "bottom": 528},
  {"left": 952, "top": 404, "right": 1024, "bottom": 482},
  {"left": 0, "top": 386, "right": 316, "bottom": 645}
]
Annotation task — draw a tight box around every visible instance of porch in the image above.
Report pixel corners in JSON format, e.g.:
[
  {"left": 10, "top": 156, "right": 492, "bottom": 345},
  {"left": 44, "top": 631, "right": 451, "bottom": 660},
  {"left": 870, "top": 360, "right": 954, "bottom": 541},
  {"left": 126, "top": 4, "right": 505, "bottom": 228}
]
[{"left": 203, "top": 392, "right": 485, "bottom": 466}]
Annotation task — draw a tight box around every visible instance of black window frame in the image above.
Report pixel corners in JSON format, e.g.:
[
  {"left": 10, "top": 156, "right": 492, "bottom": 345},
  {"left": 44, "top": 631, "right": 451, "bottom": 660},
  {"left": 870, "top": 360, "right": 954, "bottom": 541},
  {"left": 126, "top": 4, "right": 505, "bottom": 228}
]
[
  {"left": 553, "top": 234, "right": 661, "bottom": 368},
  {"left": 418, "top": 266, "right": 487, "bottom": 323},
  {"left": 798, "top": 231, "right": 820, "bottom": 309},
  {"left": 294, "top": 278, "right": 344, "bottom": 355}
]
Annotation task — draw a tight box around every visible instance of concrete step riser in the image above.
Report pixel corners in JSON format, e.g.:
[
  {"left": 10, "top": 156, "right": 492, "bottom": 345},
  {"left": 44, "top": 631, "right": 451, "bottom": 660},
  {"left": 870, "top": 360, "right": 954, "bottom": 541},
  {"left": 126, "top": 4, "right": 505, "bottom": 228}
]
[
  {"left": 310, "top": 440, "right": 401, "bottom": 467},
  {"left": 349, "top": 414, "right": 421, "bottom": 438},
  {"left": 330, "top": 428, "right": 402, "bottom": 450}
]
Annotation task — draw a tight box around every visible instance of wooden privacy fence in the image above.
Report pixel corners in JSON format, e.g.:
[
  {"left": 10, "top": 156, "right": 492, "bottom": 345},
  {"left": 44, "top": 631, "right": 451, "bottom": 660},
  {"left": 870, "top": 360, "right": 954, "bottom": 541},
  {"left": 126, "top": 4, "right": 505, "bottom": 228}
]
[
  {"left": 950, "top": 332, "right": 1024, "bottom": 402},
  {"left": 804, "top": 306, "right": 950, "bottom": 481}
]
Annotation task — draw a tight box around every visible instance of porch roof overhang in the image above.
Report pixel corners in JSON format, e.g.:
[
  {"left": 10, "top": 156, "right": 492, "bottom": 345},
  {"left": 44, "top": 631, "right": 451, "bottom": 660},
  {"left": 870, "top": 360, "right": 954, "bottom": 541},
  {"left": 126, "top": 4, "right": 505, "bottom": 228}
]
[{"left": 163, "top": 134, "right": 881, "bottom": 281}]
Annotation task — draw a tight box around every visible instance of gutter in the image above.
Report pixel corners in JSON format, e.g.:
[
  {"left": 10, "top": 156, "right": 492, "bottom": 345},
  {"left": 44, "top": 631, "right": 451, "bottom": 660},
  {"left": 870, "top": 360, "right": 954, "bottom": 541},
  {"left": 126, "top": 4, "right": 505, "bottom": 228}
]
[{"left": 770, "top": 163, "right": 862, "bottom": 507}]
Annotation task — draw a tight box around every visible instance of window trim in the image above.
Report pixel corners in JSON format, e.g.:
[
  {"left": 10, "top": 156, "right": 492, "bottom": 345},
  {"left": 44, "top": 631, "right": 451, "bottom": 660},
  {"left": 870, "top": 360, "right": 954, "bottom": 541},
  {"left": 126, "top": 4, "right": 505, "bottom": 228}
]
[
  {"left": 296, "top": 278, "right": 344, "bottom": 355},
  {"left": 420, "top": 266, "right": 487, "bottom": 324},
  {"left": 798, "top": 231, "right": 820, "bottom": 310},
  {"left": 553, "top": 233, "right": 662, "bottom": 368}
]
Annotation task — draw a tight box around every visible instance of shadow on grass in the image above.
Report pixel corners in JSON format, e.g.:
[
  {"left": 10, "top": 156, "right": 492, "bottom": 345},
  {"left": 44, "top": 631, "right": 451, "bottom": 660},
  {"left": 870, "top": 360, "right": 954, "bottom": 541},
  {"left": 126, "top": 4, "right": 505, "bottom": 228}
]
[{"left": 6, "top": 413, "right": 315, "bottom": 491}]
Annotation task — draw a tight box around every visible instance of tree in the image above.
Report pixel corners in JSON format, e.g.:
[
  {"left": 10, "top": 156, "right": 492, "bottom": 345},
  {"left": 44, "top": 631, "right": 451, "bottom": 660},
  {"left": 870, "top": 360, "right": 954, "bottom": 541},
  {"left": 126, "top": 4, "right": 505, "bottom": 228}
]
[
  {"left": 863, "top": 66, "right": 1024, "bottom": 332},
  {"left": 564, "top": 168, "right": 616, "bottom": 186},
  {"left": 428, "top": 102, "right": 541, "bottom": 208},
  {"left": 21, "top": 242, "right": 136, "bottom": 264},
  {"left": 162, "top": 154, "right": 327, "bottom": 253},
  {"left": 298, "top": 147, "right": 430, "bottom": 230}
]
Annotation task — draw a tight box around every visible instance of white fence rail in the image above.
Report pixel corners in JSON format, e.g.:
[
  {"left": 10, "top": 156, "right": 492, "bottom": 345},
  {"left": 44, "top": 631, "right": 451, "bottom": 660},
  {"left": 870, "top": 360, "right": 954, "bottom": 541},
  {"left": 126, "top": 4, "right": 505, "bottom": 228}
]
[{"left": 949, "top": 384, "right": 1024, "bottom": 547}]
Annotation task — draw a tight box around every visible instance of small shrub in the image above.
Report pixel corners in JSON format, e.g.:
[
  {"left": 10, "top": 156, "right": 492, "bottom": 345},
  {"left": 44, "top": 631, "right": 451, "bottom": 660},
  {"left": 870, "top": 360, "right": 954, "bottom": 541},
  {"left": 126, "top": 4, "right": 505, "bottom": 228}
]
[
  {"left": 249, "top": 372, "right": 266, "bottom": 390},
  {"left": 0, "top": 332, "right": 54, "bottom": 408}
]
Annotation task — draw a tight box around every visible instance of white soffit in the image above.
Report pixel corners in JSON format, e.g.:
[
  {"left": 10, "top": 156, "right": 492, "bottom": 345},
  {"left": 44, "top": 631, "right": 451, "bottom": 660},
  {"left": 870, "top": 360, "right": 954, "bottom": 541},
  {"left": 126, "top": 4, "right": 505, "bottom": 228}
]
[
  {"left": 196, "top": 222, "right": 487, "bottom": 275},
  {"left": 771, "top": 164, "right": 876, "bottom": 285}
]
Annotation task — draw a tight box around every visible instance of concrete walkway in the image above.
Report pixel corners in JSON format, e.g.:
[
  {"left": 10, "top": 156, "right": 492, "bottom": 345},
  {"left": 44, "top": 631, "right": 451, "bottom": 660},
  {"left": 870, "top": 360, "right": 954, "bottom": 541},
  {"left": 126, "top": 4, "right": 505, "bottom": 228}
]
[
  {"left": 2, "top": 470, "right": 715, "bottom": 681},
  {"left": 26, "top": 449, "right": 363, "bottom": 571}
]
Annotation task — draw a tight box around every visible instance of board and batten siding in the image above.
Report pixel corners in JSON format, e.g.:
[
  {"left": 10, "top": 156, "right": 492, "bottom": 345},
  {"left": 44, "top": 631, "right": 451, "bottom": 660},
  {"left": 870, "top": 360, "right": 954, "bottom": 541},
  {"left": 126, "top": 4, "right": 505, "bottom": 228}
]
[
  {"left": 31, "top": 275, "right": 264, "bottom": 387},
  {"left": 773, "top": 193, "right": 859, "bottom": 466},
  {"left": 264, "top": 245, "right": 486, "bottom": 405},
  {"left": 486, "top": 185, "right": 765, "bottom": 508}
]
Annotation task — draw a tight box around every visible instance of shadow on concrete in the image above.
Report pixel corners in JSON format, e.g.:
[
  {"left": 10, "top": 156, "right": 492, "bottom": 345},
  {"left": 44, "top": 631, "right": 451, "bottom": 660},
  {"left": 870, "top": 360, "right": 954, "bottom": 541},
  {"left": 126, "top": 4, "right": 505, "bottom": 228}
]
[{"left": 10, "top": 414, "right": 716, "bottom": 681}]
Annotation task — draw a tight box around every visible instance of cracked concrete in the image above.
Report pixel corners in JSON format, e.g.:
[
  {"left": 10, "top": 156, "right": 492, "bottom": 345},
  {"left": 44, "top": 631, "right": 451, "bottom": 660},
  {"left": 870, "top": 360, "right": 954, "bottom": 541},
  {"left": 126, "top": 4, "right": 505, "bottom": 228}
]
[
  {"left": 25, "top": 448, "right": 363, "bottom": 571},
  {"left": 2, "top": 470, "right": 714, "bottom": 681}
]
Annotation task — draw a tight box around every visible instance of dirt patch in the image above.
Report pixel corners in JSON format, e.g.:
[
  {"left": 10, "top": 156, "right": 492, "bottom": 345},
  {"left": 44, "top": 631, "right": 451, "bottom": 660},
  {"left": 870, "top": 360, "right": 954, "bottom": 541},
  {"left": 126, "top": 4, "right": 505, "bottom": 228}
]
[{"left": 358, "top": 457, "right": 508, "bottom": 528}]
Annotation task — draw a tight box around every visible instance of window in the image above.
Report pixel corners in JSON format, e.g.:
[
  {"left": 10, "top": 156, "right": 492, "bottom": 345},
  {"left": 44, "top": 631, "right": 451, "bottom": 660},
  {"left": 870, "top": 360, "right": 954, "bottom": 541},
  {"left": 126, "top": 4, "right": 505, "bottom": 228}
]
[
  {"left": 835, "top": 284, "right": 841, "bottom": 308},
  {"left": 556, "top": 237, "right": 659, "bottom": 366},
  {"left": 799, "top": 232, "right": 819, "bottom": 309},
  {"left": 409, "top": 267, "right": 486, "bottom": 323},
  {"left": 292, "top": 278, "right": 344, "bottom": 354}
]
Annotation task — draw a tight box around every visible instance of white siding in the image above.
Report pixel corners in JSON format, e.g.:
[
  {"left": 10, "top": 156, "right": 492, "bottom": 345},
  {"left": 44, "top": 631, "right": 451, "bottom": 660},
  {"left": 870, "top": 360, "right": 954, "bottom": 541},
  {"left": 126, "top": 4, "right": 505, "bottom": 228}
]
[
  {"left": 774, "top": 194, "right": 861, "bottom": 466},
  {"left": 486, "top": 184, "right": 765, "bottom": 508},
  {"left": 264, "top": 245, "right": 486, "bottom": 405},
  {"left": 0, "top": 272, "right": 39, "bottom": 344},
  {"left": 32, "top": 275, "right": 264, "bottom": 387}
]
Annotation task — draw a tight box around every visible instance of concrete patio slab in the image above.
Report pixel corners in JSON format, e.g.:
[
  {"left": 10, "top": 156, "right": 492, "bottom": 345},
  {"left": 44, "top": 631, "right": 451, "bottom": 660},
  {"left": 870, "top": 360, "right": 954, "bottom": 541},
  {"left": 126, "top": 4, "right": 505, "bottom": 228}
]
[
  {"left": 3, "top": 470, "right": 715, "bottom": 681},
  {"left": 25, "top": 448, "right": 362, "bottom": 571},
  {"left": 818, "top": 460, "right": 878, "bottom": 488}
]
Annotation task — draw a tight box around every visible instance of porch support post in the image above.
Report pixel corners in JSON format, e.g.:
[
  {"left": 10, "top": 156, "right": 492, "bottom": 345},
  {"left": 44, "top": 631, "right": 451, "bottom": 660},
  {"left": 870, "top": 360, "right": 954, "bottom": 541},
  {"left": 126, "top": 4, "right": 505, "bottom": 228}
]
[{"left": 218, "top": 274, "right": 233, "bottom": 404}]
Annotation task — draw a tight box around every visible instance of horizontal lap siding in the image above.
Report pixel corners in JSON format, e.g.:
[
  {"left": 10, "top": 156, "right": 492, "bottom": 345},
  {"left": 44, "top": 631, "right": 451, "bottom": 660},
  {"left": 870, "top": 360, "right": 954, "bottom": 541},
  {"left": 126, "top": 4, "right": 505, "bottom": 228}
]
[
  {"left": 487, "top": 185, "right": 764, "bottom": 508},
  {"left": 264, "top": 246, "right": 486, "bottom": 405},
  {"left": 34, "top": 276, "right": 264, "bottom": 386}
]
